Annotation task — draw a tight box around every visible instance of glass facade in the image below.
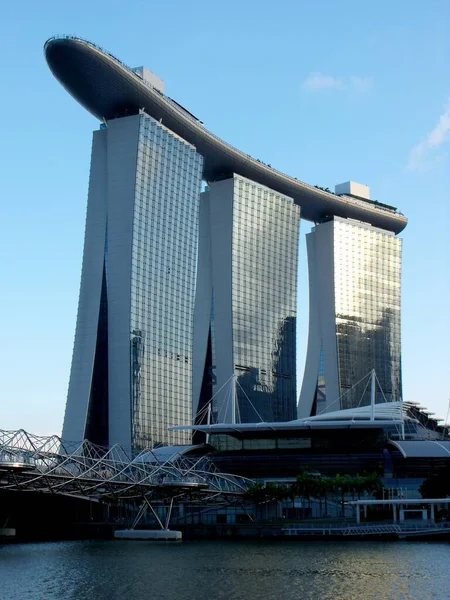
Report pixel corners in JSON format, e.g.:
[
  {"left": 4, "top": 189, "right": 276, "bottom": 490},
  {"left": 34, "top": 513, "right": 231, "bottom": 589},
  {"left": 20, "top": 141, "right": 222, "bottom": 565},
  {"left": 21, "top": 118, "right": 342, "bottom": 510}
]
[
  {"left": 231, "top": 176, "right": 300, "bottom": 422},
  {"left": 130, "top": 114, "right": 203, "bottom": 451},
  {"left": 315, "top": 343, "right": 327, "bottom": 415},
  {"left": 333, "top": 218, "right": 402, "bottom": 409}
]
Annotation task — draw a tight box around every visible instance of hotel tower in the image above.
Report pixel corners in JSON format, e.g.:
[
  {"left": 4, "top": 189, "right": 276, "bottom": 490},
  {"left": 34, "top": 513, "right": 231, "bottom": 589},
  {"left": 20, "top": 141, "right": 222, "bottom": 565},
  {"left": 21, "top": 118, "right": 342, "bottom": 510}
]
[{"left": 45, "top": 37, "right": 407, "bottom": 453}]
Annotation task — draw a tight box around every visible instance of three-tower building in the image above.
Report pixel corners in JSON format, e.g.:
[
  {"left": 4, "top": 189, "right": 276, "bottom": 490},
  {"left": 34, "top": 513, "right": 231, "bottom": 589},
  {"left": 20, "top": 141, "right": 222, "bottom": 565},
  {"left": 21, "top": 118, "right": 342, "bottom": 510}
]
[{"left": 44, "top": 36, "right": 407, "bottom": 453}]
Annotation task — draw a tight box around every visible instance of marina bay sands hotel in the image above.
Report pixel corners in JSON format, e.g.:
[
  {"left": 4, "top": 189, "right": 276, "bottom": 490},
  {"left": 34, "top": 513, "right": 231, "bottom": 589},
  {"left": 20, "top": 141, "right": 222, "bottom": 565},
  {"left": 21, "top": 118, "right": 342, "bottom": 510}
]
[{"left": 45, "top": 37, "right": 406, "bottom": 455}]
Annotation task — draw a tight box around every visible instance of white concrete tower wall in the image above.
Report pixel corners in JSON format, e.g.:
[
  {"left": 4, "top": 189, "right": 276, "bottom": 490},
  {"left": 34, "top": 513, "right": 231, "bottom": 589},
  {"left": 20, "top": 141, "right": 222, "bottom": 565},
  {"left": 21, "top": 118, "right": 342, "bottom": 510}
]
[
  {"left": 297, "top": 232, "right": 320, "bottom": 418},
  {"left": 104, "top": 116, "right": 141, "bottom": 453},
  {"left": 62, "top": 129, "right": 108, "bottom": 443},
  {"left": 63, "top": 117, "right": 140, "bottom": 451},
  {"left": 192, "top": 190, "right": 213, "bottom": 418},
  {"left": 314, "top": 222, "right": 341, "bottom": 413},
  {"left": 192, "top": 179, "right": 235, "bottom": 424},
  {"left": 208, "top": 178, "right": 235, "bottom": 423},
  {"left": 298, "top": 222, "right": 340, "bottom": 417}
]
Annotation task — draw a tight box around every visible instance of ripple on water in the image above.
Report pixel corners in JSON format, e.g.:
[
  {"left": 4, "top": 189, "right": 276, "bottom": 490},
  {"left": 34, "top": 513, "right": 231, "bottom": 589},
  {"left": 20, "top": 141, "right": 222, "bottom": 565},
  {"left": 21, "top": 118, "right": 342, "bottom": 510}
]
[{"left": 0, "top": 540, "right": 449, "bottom": 600}]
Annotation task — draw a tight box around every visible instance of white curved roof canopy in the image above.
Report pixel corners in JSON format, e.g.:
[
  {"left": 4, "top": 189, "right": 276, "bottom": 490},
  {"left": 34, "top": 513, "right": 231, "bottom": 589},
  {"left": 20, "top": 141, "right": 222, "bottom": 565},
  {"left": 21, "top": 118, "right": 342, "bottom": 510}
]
[
  {"left": 133, "top": 444, "right": 204, "bottom": 464},
  {"left": 389, "top": 440, "right": 450, "bottom": 458},
  {"left": 308, "top": 401, "right": 406, "bottom": 421}
]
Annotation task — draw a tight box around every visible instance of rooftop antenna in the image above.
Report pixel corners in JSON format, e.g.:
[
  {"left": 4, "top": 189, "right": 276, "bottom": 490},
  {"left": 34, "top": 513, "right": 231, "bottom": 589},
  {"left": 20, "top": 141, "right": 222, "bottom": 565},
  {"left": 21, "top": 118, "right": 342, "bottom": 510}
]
[
  {"left": 442, "top": 399, "right": 450, "bottom": 441},
  {"left": 231, "top": 375, "right": 236, "bottom": 425},
  {"left": 370, "top": 369, "right": 376, "bottom": 421},
  {"left": 206, "top": 402, "right": 212, "bottom": 445}
]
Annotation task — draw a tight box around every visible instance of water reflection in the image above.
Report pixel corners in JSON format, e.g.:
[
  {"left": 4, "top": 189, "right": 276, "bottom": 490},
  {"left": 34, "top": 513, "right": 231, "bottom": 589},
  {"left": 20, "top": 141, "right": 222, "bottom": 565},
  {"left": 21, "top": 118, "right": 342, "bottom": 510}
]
[{"left": 1, "top": 540, "right": 448, "bottom": 600}]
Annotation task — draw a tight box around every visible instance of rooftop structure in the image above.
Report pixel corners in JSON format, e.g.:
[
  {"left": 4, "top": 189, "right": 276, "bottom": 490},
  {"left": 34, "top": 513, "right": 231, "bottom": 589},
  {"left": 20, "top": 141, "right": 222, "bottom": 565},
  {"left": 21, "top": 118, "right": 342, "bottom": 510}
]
[
  {"left": 44, "top": 36, "right": 407, "bottom": 234},
  {"left": 169, "top": 398, "right": 448, "bottom": 441},
  {"left": 335, "top": 181, "right": 370, "bottom": 201}
]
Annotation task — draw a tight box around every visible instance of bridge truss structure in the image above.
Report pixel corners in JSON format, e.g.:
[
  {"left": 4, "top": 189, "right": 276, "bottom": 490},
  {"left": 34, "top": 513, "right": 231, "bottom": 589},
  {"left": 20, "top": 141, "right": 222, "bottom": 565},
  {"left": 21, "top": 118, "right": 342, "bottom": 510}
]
[{"left": 0, "top": 429, "right": 252, "bottom": 529}]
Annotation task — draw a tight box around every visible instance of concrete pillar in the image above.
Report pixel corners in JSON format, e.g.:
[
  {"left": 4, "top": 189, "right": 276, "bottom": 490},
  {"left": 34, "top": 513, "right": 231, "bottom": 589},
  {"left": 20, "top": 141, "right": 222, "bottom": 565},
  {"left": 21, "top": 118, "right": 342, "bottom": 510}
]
[
  {"left": 356, "top": 505, "right": 360, "bottom": 524},
  {"left": 393, "top": 504, "right": 398, "bottom": 522}
]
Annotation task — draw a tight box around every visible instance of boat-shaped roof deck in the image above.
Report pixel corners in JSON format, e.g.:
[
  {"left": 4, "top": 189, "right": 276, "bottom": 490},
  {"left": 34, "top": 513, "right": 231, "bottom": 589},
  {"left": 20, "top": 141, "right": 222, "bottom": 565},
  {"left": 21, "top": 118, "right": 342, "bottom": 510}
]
[{"left": 45, "top": 36, "right": 407, "bottom": 234}]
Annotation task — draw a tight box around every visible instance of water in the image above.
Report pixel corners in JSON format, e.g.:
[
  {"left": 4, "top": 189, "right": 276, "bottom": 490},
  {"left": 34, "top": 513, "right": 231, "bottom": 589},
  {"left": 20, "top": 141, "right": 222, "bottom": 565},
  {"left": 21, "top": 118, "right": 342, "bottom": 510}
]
[{"left": 1, "top": 540, "right": 449, "bottom": 600}]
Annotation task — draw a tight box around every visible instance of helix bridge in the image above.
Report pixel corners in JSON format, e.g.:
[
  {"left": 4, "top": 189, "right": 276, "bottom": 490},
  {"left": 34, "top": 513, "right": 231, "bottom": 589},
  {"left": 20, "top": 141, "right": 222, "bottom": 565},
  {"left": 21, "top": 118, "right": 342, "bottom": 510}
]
[{"left": 0, "top": 429, "right": 252, "bottom": 535}]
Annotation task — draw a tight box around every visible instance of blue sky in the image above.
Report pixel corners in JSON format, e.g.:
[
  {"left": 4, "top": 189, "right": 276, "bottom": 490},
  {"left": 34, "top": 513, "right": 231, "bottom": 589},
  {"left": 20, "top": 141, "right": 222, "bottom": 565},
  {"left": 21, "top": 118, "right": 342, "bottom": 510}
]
[{"left": 0, "top": 0, "right": 449, "bottom": 435}]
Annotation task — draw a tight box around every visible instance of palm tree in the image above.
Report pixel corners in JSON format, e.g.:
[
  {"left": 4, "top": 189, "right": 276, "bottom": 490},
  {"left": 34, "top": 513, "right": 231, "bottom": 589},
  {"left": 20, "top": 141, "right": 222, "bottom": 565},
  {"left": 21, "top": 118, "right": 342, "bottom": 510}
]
[
  {"left": 332, "top": 474, "right": 353, "bottom": 517},
  {"left": 292, "top": 472, "right": 317, "bottom": 516},
  {"left": 244, "top": 482, "right": 286, "bottom": 521},
  {"left": 313, "top": 475, "right": 333, "bottom": 518},
  {"left": 363, "top": 472, "right": 384, "bottom": 498},
  {"left": 350, "top": 474, "right": 366, "bottom": 500},
  {"left": 244, "top": 482, "right": 265, "bottom": 520}
]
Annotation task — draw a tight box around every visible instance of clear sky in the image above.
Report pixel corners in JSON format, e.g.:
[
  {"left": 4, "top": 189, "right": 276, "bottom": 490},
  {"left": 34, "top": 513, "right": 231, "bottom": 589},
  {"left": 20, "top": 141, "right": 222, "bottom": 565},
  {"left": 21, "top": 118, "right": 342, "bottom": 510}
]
[{"left": 0, "top": 0, "right": 449, "bottom": 436}]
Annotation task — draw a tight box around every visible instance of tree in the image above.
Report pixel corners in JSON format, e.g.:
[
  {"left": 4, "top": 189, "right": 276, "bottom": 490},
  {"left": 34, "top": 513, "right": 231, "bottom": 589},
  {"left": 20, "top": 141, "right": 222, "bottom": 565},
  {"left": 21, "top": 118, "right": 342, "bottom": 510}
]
[
  {"left": 312, "top": 475, "right": 332, "bottom": 518},
  {"left": 350, "top": 474, "right": 365, "bottom": 500},
  {"left": 419, "top": 473, "right": 450, "bottom": 499},
  {"left": 332, "top": 474, "right": 353, "bottom": 517},
  {"left": 292, "top": 472, "right": 316, "bottom": 509},
  {"left": 244, "top": 482, "right": 286, "bottom": 521},
  {"left": 243, "top": 482, "right": 265, "bottom": 519},
  {"left": 363, "top": 472, "right": 384, "bottom": 498}
]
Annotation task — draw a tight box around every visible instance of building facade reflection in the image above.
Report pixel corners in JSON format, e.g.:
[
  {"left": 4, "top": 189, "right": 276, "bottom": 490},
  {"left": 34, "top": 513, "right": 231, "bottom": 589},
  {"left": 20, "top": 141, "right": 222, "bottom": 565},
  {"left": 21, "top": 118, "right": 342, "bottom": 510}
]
[
  {"left": 193, "top": 175, "right": 300, "bottom": 424},
  {"left": 63, "top": 112, "right": 203, "bottom": 454},
  {"left": 299, "top": 216, "right": 402, "bottom": 416}
]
